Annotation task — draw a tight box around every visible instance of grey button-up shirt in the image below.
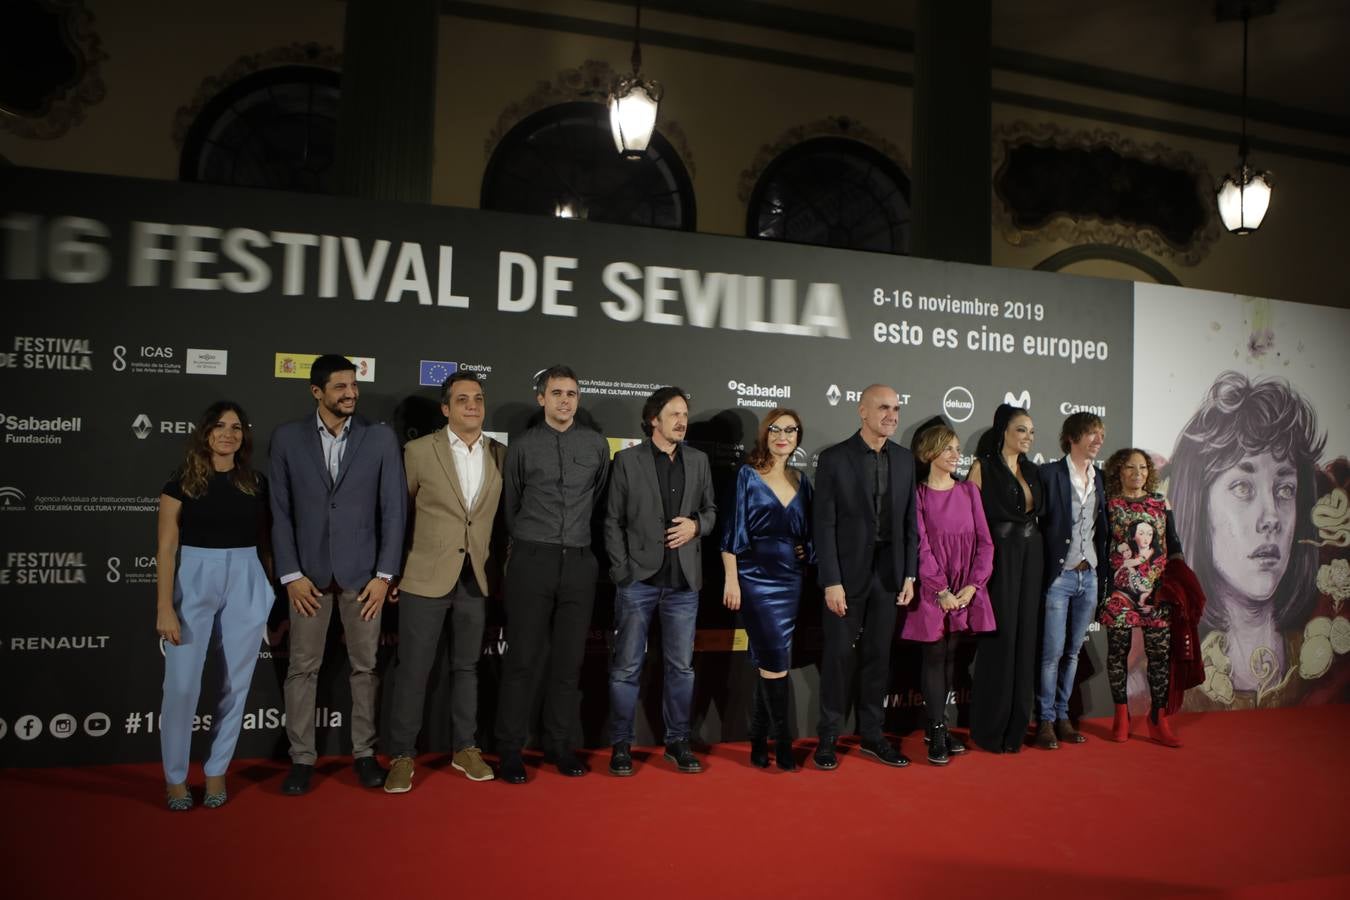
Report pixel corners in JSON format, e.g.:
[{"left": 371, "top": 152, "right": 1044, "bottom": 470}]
[
  {"left": 504, "top": 421, "right": 610, "bottom": 547},
  {"left": 317, "top": 411, "right": 351, "bottom": 483}
]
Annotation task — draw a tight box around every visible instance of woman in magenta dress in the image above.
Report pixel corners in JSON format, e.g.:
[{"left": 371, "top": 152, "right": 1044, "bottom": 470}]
[{"left": 902, "top": 423, "right": 994, "bottom": 765}]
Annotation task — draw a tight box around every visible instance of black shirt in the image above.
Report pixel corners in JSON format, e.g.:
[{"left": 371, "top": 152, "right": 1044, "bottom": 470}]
[
  {"left": 162, "top": 470, "right": 268, "bottom": 548},
  {"left": 645, "top": 441, "right": 688, "bottom": 589},
  {"left": 863, "top": 442, "right": 893, "bottom": 543}
]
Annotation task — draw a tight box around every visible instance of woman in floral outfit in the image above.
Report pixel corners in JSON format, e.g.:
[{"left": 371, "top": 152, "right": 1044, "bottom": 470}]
[{"left": 1101, "top": 448, "right": 1184, "bottom": 746}]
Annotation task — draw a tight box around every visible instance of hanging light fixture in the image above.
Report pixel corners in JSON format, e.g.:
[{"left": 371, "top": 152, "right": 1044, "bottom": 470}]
[
  {"left": 1216, "top": 3, "right": 1273, "bottom": 234},
  {"left": 608, "top": 1, "right": 662, "bottom": 159}
]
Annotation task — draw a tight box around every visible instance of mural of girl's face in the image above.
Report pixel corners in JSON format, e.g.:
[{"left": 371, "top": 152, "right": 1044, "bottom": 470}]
[{"left": 1205, "top": 451, "right": 1298, "bottom": 603}]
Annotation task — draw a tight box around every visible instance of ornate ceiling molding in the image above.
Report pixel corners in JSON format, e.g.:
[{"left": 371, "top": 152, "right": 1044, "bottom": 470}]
[
  {"left": 0, "top": 0, "right": 108, "bottom": 140},
  {"left": 736, "top": 115, "right": 910, "bottom": 204},
  {"left": 993, "top": 121, "right": 1220, "bottom": 267},
  {"left": 484, "top": 59, "right": 696, "bottom": 179},
  {"left": 170, "top": 42, "right": 341, "bottom": 150}
]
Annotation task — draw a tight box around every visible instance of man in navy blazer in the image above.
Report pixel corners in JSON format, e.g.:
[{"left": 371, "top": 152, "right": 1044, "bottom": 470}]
[
  {"left": 270, "top": 354, "right": 407, "bottom": 794},
  {"left": 1035, "top": 411, "right": 1108, "bottom": 750},
  {"left": 812, "top": 384, "right": 918, "bottom": 770}
]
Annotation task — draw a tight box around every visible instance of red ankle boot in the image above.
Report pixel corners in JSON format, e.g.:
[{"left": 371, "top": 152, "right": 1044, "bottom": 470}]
[
  {"left": 1147, "top": 708, "right": 1182, "bottom": 748},
  {"left": 1111, "top": 704, "right": 1130, "bottom": 742}
]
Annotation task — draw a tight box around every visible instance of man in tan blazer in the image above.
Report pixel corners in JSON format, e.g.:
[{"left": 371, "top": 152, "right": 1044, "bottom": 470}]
[{"left": 384, "top": 371, "right": 506, "bottom": 791}]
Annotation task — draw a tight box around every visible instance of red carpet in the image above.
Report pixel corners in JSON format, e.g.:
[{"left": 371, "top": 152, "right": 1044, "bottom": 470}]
[{"left": 4, "top": 706, "right": 1348, "bottom": 899}]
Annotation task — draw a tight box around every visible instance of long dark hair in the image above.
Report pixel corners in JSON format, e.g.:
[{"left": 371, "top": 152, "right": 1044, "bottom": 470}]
[
  {"left": 1168, "top": 371, "right": 1323, "bottom": 632},
  {"left": 177, "top": 401, "right": 260, "bottom": 499},
  {"left": 975, "top": 403, "right": 1030, "bottom": 460}
]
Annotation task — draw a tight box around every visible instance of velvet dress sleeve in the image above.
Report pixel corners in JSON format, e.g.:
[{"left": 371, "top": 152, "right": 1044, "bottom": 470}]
[{"left": 721, "top": 465, "right": 752, "bottom": 556}]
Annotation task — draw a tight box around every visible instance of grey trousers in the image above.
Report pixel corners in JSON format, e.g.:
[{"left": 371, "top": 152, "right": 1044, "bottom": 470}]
[
  {"left": 284, "top": 587, "right": 381, "bottom": 764},
  {"left": 387, "top": 575, "right": 487, "bottom": 756}
]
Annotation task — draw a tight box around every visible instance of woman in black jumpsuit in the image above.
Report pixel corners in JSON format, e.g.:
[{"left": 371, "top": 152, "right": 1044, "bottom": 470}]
[{"left": 967, "top": 403, "right": 1044, "bottom": 753}]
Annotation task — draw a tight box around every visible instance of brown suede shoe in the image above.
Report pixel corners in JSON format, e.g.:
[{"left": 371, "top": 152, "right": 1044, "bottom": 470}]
[
  {"left": 1054, "top": 719, "right": 1087, "bottom": 744},
  {"left": 452, "top": 747, "right": 495, "bottom": 782},
  {"left": 1035, "top": 720, "right": 1059, "bottom": 750},
  {"left": 384, "top": 756, "right": 414, "bottom": 793}
]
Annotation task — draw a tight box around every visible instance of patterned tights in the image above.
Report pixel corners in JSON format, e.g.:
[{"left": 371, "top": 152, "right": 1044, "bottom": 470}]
[{"left": 1106, "top": 625, "right": 1171, "bottom": 709}]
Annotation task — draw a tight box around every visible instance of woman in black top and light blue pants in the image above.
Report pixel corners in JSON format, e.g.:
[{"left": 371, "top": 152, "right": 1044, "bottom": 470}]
[{"left": 156, "top": 401, "right": 273, "bottom": 810}]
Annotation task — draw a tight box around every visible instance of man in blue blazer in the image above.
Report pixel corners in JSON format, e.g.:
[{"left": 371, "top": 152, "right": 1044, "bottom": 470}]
[
  {"left": 813, "top": 384, "right": 918, "bottom": 770},
  {"left": 1035, "top": 412, "right": 1108, "bottom": 750},
  {"left": 270, "top": 354, "right": 407, "bottom": 794}
]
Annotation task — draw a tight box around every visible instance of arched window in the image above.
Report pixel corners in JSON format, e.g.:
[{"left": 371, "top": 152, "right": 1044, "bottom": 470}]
[
  {"left": 747, "top": 137, "right": 910, "bottom": 253},
  {"left": 179, "top": 65, "right": 340, "bottom": 193},
  {"left": 481, "top": 101, "right": 695, "bottom": 230}
]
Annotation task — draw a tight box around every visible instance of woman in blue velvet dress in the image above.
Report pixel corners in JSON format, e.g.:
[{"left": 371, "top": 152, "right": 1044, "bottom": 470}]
[{"left": 722, "top": 408, "right": 813, "bottom": 770}]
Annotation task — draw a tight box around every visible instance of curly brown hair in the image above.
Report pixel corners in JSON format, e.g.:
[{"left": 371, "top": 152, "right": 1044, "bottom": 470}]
[{"left": 1103, "top": 447, "right": 1158, "bottom": 497}]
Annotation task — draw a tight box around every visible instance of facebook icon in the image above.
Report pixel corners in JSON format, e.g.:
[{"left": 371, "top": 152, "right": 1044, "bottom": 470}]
[
  {"left": 16, "top": 714, "right": 42, "bottom": 740},
  {"left": 419, "top": 360, "right": 458, "bottom": 387}
]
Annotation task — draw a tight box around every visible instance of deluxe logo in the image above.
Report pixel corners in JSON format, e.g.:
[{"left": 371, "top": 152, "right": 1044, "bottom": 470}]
[
  {"left": 274, "top": 353, "right": 376, "bottom": 382},
  {"left": 0, "top": 337, "right": 93, "bottom": 372},
  {"left": 1004, "top": 389, "right": 1031, "bottom": 410},
  {"left": 727, "top": 379, "right": 791, "bottom": 409},
  {"left": 0, "top": 486, "right": 26, "bottom": 510},
  {"left": 9, "top": 635, "right": 111, "bottom": 651},
  {"left": 131, "top": 413, "right": 194, "bottom": 439},
  {"left": 1, "top": 413, "right": 82, "bottom": 446},
  {"left": 0, "top": 551, "right": 88, "bottom": 585},
  {"left": 942, "top": 386, "right": 975, "bottom": 423},
  {"left": 1059, "top": 401, "right": 1107, "bottom": 415},
  {"left": 185, "top": 348, "right": 228, "bottom": 375}
]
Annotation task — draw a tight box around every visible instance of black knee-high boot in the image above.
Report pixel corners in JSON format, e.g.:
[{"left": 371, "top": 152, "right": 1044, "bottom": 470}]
[
  {"left": 763, "top": 676, "right": 796, "bottom": 771},
  {"left": 748, "top": 677, "right": 770, "bottom": 769}
]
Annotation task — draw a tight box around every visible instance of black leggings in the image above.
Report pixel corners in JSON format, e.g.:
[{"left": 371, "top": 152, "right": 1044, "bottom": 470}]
[
  {"left": 922, "top": 633, "right": 960, "bottom": 725},
  {"left": 1106, "top": 626, "right": 1171, "bottom": 710}
]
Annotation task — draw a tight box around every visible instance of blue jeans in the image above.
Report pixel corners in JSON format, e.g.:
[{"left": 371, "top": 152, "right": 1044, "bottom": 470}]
[
  {"left": 608, "top": 581, "right": 699, "bottom": 745},
  {"left": 1037, "top": 568, "right": 1097, "bottom": 722}
]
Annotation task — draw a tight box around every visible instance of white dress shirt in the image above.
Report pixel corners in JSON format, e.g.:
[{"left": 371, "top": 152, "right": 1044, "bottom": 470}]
[{"left": 447, "top": 427, "right": 486, "bottom": 509}]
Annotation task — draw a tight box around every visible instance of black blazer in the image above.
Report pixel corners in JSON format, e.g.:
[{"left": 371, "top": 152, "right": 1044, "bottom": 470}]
[
  {"left": 813, "top": 431, "right": 919, "bottom": 596},
  {"left": 1038, "top": 456, "right": 1109, "bottom": 592}
]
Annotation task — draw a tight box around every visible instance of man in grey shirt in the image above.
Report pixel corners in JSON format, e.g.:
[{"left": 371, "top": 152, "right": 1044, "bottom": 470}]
[{"left": 495, "top": 365, "right": 610, "bottom": 784}]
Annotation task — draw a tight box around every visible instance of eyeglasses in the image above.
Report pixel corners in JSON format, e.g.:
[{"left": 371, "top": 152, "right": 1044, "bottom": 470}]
[{"left": 767, "top": 425, "right": 800, "bottom": 435}]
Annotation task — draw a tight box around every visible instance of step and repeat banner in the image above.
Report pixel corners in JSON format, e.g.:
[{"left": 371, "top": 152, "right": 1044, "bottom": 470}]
[{"left": 0, "top": 166, "right": 1337, "bottom": 767}]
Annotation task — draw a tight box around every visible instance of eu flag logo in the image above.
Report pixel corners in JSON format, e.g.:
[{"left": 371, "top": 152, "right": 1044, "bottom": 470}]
[{"left": 419, "top": 360, "right": 457, "bottom": 387}]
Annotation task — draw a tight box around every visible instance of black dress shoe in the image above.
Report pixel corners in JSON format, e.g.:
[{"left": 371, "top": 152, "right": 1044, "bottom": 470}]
[
  {"left": 926, "top": 724, "right": 950, "bottom": 766},
  {"left": 749, "top": 736, "right": 770, "bottom": 769},
  {"left": 860, "top": 738, "right": 910, "bottom": 768},
  {"left": 813, "top": 739, "right": 839, "bottom": 770},
  {"left": 354, "top": 756, "right": 388, "bottom": 788},
  {"left": 499, "top": 752, "right": 527, "bottom": 784},
  {"left": 281, "top": 763, "right": 313, "bottom": 795},
  {"left": 609, "top": 742, "right": 634, "bottom": 777},
  {"left": 926, "top": 723, "right": 968, "bottom": 755},
  {"left": 664, "top": 740, "right": 703, "bottom": 773},
  {"left": 548, "top": 750, "right": 586, "bottom": 777}
]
